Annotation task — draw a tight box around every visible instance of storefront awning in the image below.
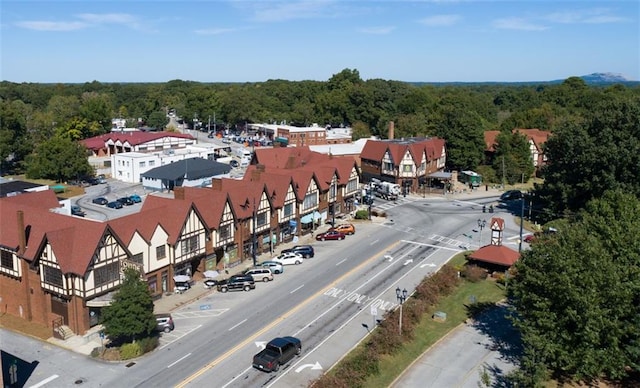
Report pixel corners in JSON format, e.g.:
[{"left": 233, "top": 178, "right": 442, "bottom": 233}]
[{"left": 300, "top": 211, "right": 321, "bottom": 224}]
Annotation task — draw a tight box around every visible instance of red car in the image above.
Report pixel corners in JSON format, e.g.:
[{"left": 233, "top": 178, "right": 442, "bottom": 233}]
[{"left": 315, "top": 230, "right": 346, "bottom": 241}]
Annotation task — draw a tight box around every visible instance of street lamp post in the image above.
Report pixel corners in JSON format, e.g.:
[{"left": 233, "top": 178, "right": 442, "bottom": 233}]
[
  {"left": 477, "top": 219, "right": 486, "bottom": 247},
  {"left": 252, "top": 199, "right": 257, "bottom": 267},
  {"left": 396, "top": 287, "right": 408, "bottom": 335}
]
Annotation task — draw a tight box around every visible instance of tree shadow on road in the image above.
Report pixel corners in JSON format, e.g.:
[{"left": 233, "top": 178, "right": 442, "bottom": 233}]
[{"left": 467, "top": 303, "right": 523, "bottom": 387}]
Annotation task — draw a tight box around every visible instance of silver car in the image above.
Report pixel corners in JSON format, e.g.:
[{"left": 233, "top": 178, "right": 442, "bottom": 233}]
[{"left": 259, "top": 261, "right": 284, "bottom": 274}]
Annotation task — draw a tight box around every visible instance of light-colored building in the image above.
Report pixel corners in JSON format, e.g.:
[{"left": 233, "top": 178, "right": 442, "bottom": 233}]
[
  {"left": 249, "top": 123, "right": 352, "bottom": 147},
  {"left": 111, "top": 145, "right": 229, "bottom": 183}
]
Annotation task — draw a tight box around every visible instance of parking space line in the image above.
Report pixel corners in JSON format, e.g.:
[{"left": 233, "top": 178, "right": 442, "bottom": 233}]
[{"left": 159, "top": 325, "right": 202, "bottom": 350}]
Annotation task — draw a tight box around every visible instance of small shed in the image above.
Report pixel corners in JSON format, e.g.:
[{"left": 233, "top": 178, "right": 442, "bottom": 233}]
[{"left": 467, "top": 245, "right": 520, "bottom": 272}]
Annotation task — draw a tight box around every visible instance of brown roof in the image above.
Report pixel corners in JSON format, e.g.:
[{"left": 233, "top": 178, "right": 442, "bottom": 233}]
[
  {"left": 0, "top": 192, "right": 111, "bottom": 276},
  {"left": 140, "top": 196, "right": 201, "bottom": 244},
  {"left": 484, "top": 131, "right": 501, "bottom": 152},
  {"left": 514, "top": 128, "right": 551, "bottom": 151},
  {"left": 80, "top": 131, "right": 194, "bottom": 151},
  {"left": 360, "top": 138, "right": 445, "bottom": 166},
  {"left": 468, "top": 245, "right": 520, "bottom": 267},
  {"left": 178, "top": 187, "right": 230, "bottom": 229}
]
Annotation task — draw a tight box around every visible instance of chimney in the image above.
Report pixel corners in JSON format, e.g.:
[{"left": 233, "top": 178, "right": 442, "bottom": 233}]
[
  {"left": 257, "top": 164, "right": 265, "bottom": 172},
  {"left": 211, "top": 178, "right": 222, "bottom": 191},
  {"left": 388, "top": 121, "right": 395, "bottom": 140},
  {"left": 17, "top": 210, "right": 26, "bottom": 255},
  {"left": 251, "top": 169, "right": 261, "bottom": 182},
  {"left": 174, "top": 186, "right": 185, "bottom": 200}
]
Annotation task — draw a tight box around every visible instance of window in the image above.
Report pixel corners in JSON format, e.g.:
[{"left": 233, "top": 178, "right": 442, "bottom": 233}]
[
  {"left": 139, "top": 161, "right": 146, "bottom": 168},
  {"left": 284, "top": 203, "right": 293, "bottom": 217},
  {"left": 302, "top": 192, "right": 317, "bottom": 210},
  {"left": 94, "top": 262, "right": 120, "bottom": 287},
  {"left": 347, "top": 178, "right": 358, "bottom": 192},
  {"left": 402, "top": 164, "right": 412, "bottom": 173},
  {"left": 257, "top": 212, "right": 267, "bottom": 227},
  {"left": 149, "top": 160, "right": 155, "bottom": 167},
  {"left": 156, "top": 245, "right": 166, "bottom": 260},
  {"left": 43, "top": 265, "right": 64, "bottom": 287},
  {"left": 132, "top": 253, "right": 143, "bottom": 264},
  {"left": 384, "top": 162, "right": 394, "bottom": 171},
  {"left": 219, "top": 224, "right": 231, "bottom": 240},
  {"left": 181, "top": 236, "right": 199, "bottom": 255},
  {"left": 1, "top": 250, "right": 14, "bottom": 269}
]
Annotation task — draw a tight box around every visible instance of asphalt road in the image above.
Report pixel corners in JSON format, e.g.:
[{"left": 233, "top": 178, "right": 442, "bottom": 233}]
[{"left": 2, "top": 193, "right": 523, "bottom": 388}]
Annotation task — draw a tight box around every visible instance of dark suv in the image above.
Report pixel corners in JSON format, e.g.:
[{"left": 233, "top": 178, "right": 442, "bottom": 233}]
[
  {"left": 217, "top": 274, "right": 255, "bottom": 293},
  {"left": 281, "top": 245, "right": 314, "bottom": 258}
]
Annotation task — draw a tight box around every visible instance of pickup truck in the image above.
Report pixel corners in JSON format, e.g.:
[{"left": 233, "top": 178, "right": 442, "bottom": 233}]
[{"left": 252, "top": 336, "right": 301, "bottom": 372}]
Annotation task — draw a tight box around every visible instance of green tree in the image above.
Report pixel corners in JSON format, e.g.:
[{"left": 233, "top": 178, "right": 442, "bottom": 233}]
[
  {"left": 510, "top": 190, "right": 640, "bottom": 382},
  {"left": 429, "top": 104, "right": 485, "bottom": 171},
  {"left": 101, "top": 268, "right": 156, "bottom": 343},
  {"left": 146, "top": 110, "right": 168, "bottom": 130},
  {"left": 25, "top": 137, "right": 93, "bottom": 182},
  {"left": 492, "top": 131, "right": 535, "bottom": 185},
  {"left": 535, "top": 95, "right": 640, "bottom": 221}
]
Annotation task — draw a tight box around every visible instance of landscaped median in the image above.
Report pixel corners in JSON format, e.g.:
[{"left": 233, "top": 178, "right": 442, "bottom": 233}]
[{"left": 311, "top": 254, "right": 507, "bottom": 388}]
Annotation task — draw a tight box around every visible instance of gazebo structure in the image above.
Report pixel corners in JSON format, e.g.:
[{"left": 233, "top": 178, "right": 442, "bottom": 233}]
[{"left": 467, "top": 217, "right": 521, "bottom": 272}]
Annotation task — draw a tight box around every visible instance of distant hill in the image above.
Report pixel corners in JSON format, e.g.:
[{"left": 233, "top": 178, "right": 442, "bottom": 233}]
[{"left": 411, "top": 72, "right": 639, "bottom": 87}]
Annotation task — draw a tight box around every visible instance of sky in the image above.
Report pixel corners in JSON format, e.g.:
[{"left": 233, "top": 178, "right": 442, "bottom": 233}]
[{"left": 1, "top": 0, "right": 638, "bottom": 83}]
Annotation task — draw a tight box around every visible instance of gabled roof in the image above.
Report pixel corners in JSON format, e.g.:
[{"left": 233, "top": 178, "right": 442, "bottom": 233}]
[
  {"left": 468, "top": 245, "right": 520, "bottom": 267},
  {"left": 177, "top": 186, "right": 230, "bottom": 229},
  {"left": 513, "top": 128, "right": 551, "bottom": 151},
  {"left": 243, "top": 167, "right": 294, "bottom": 209},
  {"left": 484, "top": 131, "right": 501, "bottom": 152},
  {"left": 141, "top": 158, "right": 230, "bottom": 181},
  {"left": 360, "top": 137, "right": 445, "bottom": 166},
  {"left": 80, "top": 131, "right": 194, "bottom": 151},
  {"left": 0, "top": 193, "right": 110, "bottom": 276},
  {"left": 140, "top": 195, "right": 201, "bottom": 244}
]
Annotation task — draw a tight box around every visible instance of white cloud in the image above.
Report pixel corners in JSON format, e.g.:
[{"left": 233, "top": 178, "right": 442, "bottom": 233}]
[
  {"left": 545, "top": 8, "right": 628, "bottom": 24},
  {"left": 419, "top": 14, "right": 461, "bottom": 27},
  {"left": 76, "top": 13, "right": 137, "bottom": 25},
  {"left": 492, "top": 17, "right": 548, "bottom": 31},
  {"left": 15, "top": 21, "right": 87, "bottom": 31},
  {"left": 237, "top": 0, "right": 347, "bottom": 23},
  {"left": 358, "top": 26, "right": 395, "bottom": 35}
]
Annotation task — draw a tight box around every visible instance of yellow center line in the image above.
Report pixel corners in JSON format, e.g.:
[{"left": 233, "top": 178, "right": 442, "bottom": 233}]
[{"left": 175, "top": 239, "right": 400, "bottom": 387}]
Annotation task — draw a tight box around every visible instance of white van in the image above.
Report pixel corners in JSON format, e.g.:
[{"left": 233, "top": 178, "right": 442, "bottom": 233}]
[{"left": 233, "top": 148, "right": 252, "bottom": 160}]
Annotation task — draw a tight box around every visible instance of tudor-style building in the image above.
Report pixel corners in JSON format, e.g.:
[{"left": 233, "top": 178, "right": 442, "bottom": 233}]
[{"left": 360, "top": 137, "right": 446, "bottom": 193}]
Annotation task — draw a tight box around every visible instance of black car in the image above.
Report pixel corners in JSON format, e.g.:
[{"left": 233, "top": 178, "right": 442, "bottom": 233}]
[
  {"left": 92, "top": 197, "right": 108, "bottom": 205},
  {"left": 117, "top": 197, "right": 134, "bottom": 206},
  {"left": 217, "top": 274, "right": 255, "bottom": 293},
  {"left": 500, "top": 190, "right": 523, "bottom": 201},
  {"left": 107, "top": 201, "right": 123, "bottom": 209},
  {"left": 281, "top": 245, "right": 314, "bottom": 258},
  {"left": 71, "top": 205, "right": 86, "bottom": 217}
]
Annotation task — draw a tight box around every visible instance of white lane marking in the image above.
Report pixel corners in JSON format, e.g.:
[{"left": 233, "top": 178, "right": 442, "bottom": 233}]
[
  {"left": 400, "top": 239, "right": 466, "bottom": 252},
  {"left": 28, "top": 374, "right": 59, "bottom": 388},
  {"left": 159, "top": 324, "right": 202, "bottom": 350},
  {"left": 228, "top": 319, "right": 247, "bottom": 331},
  {"left": 290, "top": 284, "right": 304, "bottom": 294},
  {"left": 168, "top": 353, "right": 191, "bottom": 368},
  {"left": 335, "top": 258, "right": 347, "bottom": 266},
  {"left": 369, "top": 239, "right": 379, "bottom": 245}
]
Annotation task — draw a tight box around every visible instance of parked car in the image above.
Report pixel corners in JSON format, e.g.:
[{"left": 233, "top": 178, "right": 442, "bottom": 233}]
[
  {"left": 107, "top": 201, "right": 123, "bottom": 209},
  {"left": 281, "top": 245, "right": 314, "bottom": 259},
  {"left": 70, "top": 205, "right": 86, "bottom": 217},
  {"left": 253, "top": 336, "right": 302, "bottom": 373},
  {"left": 331, "top": 223, "right": 356, "bottom": 235},
  {"left": 217, "top": 274, "right": 255, "bottom": 292},
  {"left": 259, "top": 261, "right": 284, "bottom": 274},
  {"left": 243, "top": 267, "right": 274, "bottom": 283},
  {"left": 273, "top": 252, "right": 303, "bottom": 266},
  {"left": 203, "top": 279, "right": 218, "bottom": 289},
  {"left": 315, "top": 230, "right": 346, "bottom": 241},
  {"left": 129, "top": 194, "right": 142, "bottom": 203},
  {"left": 155, "top": 313, "right": 175, "bottom": 333},
  {"left": 117, "top": 197, "right": 134, "bottom": 206},
  {"left": 92, "top": 197, "right": 108, "bottom": 205},
  {"left": 500, "top": 190, "right": 523, "bottom": 201}
]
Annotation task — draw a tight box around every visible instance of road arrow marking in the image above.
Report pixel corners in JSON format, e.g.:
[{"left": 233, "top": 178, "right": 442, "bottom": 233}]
[
  {"left": 255, "top": 341, "right": 266, "bottom": 350},
  {"left": 295, "top": 361, "right": 323, "bottom": 373},
  {"left": 403, "top": 259, "right": 413, "bottom": 266},
  {"left": 420, "top": 263, "right": 437, "bottom": 268},
  {"left": 385, "top": 255, "right": 393, "bottom": 262}
]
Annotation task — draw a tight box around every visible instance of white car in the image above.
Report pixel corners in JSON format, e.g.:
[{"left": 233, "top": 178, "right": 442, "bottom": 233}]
[{"left": 273, "top": 252, "right": 304, "bottom": 265}]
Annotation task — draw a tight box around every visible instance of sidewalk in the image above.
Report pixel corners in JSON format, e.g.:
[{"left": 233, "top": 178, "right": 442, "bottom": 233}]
[{"left": 46, "top": 188, "right": 503, "bottom": 356}]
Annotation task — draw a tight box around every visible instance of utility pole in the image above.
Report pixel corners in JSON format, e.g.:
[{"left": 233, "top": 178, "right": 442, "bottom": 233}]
[
  {"left": 252, "top": 198, "right": 257, "bottom": 267},
  {"left": 518, "top": 196, "right": 525, "bottom": 252}
]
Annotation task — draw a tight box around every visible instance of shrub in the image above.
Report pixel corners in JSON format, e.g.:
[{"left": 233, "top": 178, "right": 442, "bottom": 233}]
[
  {"left": 138, "top": 335, "right": 159, "bottom": 354},
  {"left": 354, "top": 209, "right": 369, "bottom": 219},
  {"left": 119, "top": 342, "right": 142, "bottom": 360},
  {"left": 462, "top": 265, "right": 487, "bottom": 283}
]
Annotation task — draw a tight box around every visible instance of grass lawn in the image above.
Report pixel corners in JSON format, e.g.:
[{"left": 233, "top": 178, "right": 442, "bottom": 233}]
[
  {"left": 361, "top": 275, "right": 506, "bottom": 387},
  {"left": 0, "top": 313, "right": 52, "bottom": 340}
]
